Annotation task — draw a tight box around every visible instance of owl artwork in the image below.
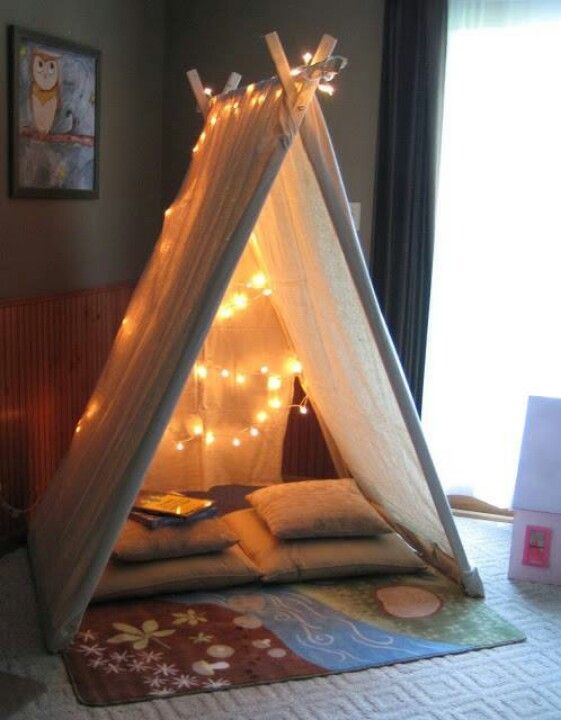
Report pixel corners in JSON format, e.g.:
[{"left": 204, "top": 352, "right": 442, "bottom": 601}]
[{"left": 30, "top": 50, "right": 60, "bottom": 135}]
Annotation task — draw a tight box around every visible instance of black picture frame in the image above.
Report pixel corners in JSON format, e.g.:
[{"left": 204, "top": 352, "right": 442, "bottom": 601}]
[{"left": 8, "top": 25, "right": 100, "bottom": 199}]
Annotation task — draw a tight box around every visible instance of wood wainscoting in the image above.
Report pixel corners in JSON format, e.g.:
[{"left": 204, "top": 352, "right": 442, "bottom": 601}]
[
  {"left": 0, "top": 283, "right": 334, "bottom": 540},
  {"left": 0, "top": 284, "right": 133, "bottom": 539}
]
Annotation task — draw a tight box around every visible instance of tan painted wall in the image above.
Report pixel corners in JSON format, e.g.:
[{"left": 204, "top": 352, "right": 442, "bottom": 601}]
[{"left": 0, "top": 0, "right": 165, "bottom": 300}]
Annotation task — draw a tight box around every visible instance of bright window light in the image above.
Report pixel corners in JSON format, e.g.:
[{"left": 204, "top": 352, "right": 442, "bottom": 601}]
[{"left": 423, "top": 7, "right": 561, "bottom": 508}]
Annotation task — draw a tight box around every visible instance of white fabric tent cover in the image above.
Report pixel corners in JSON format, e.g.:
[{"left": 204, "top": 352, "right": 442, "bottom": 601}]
[{"left": 28, "top": 54, "right": 483, "bottom": 652}]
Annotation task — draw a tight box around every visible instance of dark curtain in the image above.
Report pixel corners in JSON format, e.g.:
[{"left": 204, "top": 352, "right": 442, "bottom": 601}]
[{"left": 371, "top": 0, "right": 448, "bottom": 412}]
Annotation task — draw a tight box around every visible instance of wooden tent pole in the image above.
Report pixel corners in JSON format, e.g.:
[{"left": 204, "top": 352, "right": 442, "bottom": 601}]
[
  {"left": 188, "top": 31, "right": 338, "bottom": 119},
  {"left": 222, "top": 72, "right": 242, "bottom": 94},
  {"left": 186, "top": 69, "right": 209, "bottom": 116},
  {"left": 292, "top": 34, "right": 337, "bottom": 118},
  {"left": 264, "top": 32, "right": 298, "bottom": 108},
  {"left": 265, "top": 32, "right": 338, "bottom": 125},
  {"left": 312, "top": 34, "right": 337, "bottom": 64}
]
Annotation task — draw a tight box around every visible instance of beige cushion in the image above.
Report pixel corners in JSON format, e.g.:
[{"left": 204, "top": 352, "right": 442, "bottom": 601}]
[
  {"left": 225, "top": 509, "right": 426, "bottom": 583},
  {"left": 94, "top": 545, "right": 259, "bottom": 602},
  {"left": 112, "top": 518, "right": 237, "bottom": 562},
  {"left": 247, "top": 479, "right": 390, "bottom": 539}
]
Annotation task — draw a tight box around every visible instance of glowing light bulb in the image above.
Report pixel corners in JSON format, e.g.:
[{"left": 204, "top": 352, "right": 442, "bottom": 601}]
[
  {"left": 249, "top": 426, "right": 260, "bottom": 437},
  {"left": 205, "top": 431, "right": 215, "bottom": 446},
  {"left": 318, "top": 83, "right": 335, "bottom": 96},
  {"left": 302, "top": 51, "right": 312, "bottom": 65},
  {"left": 200, "top": 130, "right": 206, "bottom": 143},
  {"left": 268, "top": 397, "right": 282, "bottom": 410},
  {"left": 246, "top": 83, "right": 255, "bottom": 94},
  {"left": 220, "top": 368, "right": 231, "bottom": 379},
  {"left": 290, "top": 67, "right": 301, "bottom": 77},
  {"left": 196, "top": 365, "right": 208, "bottom": 379},
  {"left": 260, "top": 365, "right": 269, "bottom": 375},
  {"left": 267, "top": 375, "right": 282, "bottom": 391},
  {"left": 193, "top": 424, "right": 204, "bottom": 437},
  {"left": 258, "top": 94, "right": 266, "bottom": 105},
  {"left": 299, "top": 405, "right": 309, "bottom": 415},
  {"left": 85, "top": 401, "right": 98, "bottom": 419},
  {"left": 288, "top": 358, "right": 303, "bottom": 374},
  {"left": 193, "top": 144, "right": 199, "bottom": 153},
  {"left": 204, "top": 87, "right": 213, "bottom": 96},
  {"left": 176, "top": 441, "right": 185, "bottom": 451},
  {"left": 249, "top": 271, "right": 267, "bottom": 289},
  {"left": 233, "top": 292, "right": 248, "bottom": 309},
  {"left": 75, "top": 424, "right": 82, "bottom": 434},
  {"left": 235, "top": 373, "right": 247, "bottom": 385},
  {"left": 275, "top": 88, "right": 283, "bottom": 99},
  {"left": 210, "top": 115, "right": 218, "bottom": 126},
  {"left": 232, "top": 437, "right": 241, "bottom": 447},
  {"left": 218, "top": 305, "right": 233, "bottom": 320},
  {"left": 164, "top": 208, "right": 173, "bottom": 218},
  {"left": 262, "top": 288, "right": 272, "bottom": 296},
  {"left": 256, "top": 410, "right": 268, "bottom": 423}
]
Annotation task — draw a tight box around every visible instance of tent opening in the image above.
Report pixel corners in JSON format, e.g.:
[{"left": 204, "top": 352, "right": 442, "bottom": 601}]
[{"left": 141, "top": 236, "right": 338, "bottom": 494}]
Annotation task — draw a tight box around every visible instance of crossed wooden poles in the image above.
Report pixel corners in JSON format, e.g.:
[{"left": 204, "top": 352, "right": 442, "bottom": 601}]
[{"left": 186, "top": 32, "right": 338, "bottom": 128}]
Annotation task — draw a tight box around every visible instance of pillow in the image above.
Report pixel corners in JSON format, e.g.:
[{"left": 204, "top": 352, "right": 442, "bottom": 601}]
[
  {"left": 225, "top": 509, "right": 426, "bottom": 583},
  {"left": 112, "top": 518, "right": 238, "bottom": 563},
  {"left": 247, "top": 479, "right": 391, "bottom": 539},
  {"left": 94, "top": 545, "right": 260, "bottom": 602}
]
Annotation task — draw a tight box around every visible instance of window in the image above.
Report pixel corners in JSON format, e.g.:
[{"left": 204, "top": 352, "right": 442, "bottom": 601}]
[{"left": 422, "top": 0, "right": 561, "bottom": 508}]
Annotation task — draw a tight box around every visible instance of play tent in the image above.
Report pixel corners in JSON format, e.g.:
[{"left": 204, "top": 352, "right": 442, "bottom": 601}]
[{"left": 28, "top": 33, "right": 483, "bottom": 652}]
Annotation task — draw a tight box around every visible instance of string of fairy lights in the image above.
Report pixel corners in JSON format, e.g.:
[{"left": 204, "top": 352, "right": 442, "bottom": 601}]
[
  {"left": 168, "top": 52, "right": 334, "bottom": 452},
  {"left": 171, "top": 268, "right": 309, "bottom": 452},
  {"left": 199, "top": 51, "right": 336, "bottom": 106},
  {"left": 72, "top": 266, "right": 311, "bottom": 452}
]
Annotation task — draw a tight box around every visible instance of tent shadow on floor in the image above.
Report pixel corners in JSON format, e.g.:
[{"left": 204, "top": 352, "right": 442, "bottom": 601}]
[{"left": 0, "top": 671, "right": 46, "bottom": 718}]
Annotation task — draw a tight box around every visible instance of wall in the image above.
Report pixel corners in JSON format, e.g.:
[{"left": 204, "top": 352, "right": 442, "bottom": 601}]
[
  {"left": 0, "top": 0, "right": 165, "bottom": 300},
  {"left": 163, "top": 0, "right": 384, "bottom": 256}
]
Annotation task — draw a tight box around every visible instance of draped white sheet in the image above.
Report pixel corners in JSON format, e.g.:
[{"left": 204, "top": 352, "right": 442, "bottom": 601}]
[
  {"left": 29, "top": 80, "right": 293, "bottom": 650},
  {"left": 28, "top": 77, "right": 478, "bottom": 652},
  {"left": 253, "top": 134, "right": 452, "bottom": 556}
]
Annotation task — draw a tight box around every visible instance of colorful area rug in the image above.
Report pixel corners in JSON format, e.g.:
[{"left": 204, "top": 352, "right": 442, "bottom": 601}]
[{"left": 63, "top": 572, "right": 524, "bottom": 706}]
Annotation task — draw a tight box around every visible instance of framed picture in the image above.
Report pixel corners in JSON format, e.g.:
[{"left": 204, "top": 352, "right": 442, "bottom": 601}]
[{"left": 8, "top": 26, "right": 100, "bottom": 199}]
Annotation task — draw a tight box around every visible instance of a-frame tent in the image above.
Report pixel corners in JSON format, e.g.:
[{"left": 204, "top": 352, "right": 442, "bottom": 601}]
[{"left": 28, "top": 33, "right": 483, "bottom": 652}]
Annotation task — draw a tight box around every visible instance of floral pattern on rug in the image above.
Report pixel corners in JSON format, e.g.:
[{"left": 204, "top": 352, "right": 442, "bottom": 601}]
[
  {"left": 64, "top": 598, "right": 324, "bottom": 704},
  {"left": 63, "top": 577, "right": 524, "bottom": 706}
]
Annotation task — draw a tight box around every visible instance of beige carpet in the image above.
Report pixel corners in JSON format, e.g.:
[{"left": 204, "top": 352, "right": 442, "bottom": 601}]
[{"left": 1, "top": 518, "right": 560, "bottom": 719}]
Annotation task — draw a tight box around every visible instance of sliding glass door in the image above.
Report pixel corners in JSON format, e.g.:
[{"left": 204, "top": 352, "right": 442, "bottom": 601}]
[{"left": 422, "top": 0, "right": 561, "bottom": 508}]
